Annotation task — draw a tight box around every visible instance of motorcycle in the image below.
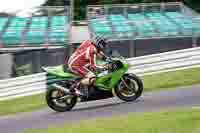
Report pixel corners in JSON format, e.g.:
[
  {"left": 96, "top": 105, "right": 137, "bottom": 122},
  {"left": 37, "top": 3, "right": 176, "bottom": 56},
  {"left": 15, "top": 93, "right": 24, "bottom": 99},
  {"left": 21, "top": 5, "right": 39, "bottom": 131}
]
[{"left": 42, "top": 51, "right": 143, "bottom": 112}]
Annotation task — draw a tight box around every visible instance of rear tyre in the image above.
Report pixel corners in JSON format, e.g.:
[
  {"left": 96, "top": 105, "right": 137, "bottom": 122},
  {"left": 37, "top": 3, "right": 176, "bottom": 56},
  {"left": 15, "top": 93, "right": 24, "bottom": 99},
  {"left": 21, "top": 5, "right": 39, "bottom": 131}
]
[
  {"left": 114, "top": 73, "right": 143, "bottom": 102},
  {"left": 46, "top": 87, "right": 77, "bottom": 112}
]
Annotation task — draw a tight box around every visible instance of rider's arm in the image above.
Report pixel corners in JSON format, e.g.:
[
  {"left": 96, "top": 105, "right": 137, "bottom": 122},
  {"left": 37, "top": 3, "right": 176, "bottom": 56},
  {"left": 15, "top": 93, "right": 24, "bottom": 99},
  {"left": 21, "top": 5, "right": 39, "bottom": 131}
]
[
  {"left": 89, "top": 47, "right": 104, "bottom": 71},
  {"left": 89, "top": 46, "right": 97, "bottom": 70}
]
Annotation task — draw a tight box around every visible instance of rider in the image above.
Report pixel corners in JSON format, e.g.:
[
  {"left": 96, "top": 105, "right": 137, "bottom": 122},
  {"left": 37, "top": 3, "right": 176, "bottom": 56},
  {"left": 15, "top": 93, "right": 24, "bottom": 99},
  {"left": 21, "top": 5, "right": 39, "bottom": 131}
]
[{"left": 67, "top": 36, "right": 108, "bottom": 95}]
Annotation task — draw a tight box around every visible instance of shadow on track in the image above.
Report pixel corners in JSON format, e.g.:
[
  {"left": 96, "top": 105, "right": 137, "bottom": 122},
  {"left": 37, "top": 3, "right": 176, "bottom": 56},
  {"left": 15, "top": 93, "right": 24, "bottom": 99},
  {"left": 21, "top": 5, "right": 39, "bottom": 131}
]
[{"left": 49, "top": 99, "right": 142, "bottom": 115}]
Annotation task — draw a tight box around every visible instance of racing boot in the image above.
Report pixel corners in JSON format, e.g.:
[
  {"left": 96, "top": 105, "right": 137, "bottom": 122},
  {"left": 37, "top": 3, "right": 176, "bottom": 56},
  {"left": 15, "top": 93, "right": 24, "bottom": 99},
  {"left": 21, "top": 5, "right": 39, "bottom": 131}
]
[{"left": 70, "top": 82, "right": 84, "bottom": 96}]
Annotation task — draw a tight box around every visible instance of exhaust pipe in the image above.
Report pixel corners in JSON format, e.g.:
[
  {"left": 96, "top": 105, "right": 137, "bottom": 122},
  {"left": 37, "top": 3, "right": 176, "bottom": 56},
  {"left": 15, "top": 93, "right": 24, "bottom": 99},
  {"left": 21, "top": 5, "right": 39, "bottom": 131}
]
[
  {"left": 52, "top": 84, "right": 70, "bottom": 93},
  {"left": 52, "top": 84, "right": 79, "bottom": 101}
]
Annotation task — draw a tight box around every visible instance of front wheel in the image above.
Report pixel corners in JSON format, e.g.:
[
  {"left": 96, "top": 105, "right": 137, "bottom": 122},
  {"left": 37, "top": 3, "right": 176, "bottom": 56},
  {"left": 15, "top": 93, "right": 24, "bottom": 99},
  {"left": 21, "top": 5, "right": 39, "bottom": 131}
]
[{"left": 114, "top": 74, "right": 143, "bottom": 102}]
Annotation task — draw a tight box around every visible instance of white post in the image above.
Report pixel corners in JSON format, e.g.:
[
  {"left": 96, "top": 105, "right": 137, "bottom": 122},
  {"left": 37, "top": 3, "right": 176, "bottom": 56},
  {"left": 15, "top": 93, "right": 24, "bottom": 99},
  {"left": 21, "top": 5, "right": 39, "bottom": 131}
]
[{"left": 0, "top": 53, "right": 13, "bottom": 79}]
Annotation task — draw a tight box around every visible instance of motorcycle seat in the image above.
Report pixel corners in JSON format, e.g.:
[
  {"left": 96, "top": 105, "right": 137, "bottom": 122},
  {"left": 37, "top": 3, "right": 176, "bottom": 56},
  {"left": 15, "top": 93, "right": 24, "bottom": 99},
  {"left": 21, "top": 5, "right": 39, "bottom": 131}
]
[{"left": 62, "top": 64, "right": 82, "bottom": 80}]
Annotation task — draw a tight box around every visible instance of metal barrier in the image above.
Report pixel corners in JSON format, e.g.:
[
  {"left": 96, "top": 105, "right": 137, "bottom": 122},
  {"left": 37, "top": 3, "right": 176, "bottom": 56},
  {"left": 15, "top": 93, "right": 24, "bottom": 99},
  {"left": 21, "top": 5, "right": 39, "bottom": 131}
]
[{"left": 1, "top": 47, "right": 200, "bottom": 101}]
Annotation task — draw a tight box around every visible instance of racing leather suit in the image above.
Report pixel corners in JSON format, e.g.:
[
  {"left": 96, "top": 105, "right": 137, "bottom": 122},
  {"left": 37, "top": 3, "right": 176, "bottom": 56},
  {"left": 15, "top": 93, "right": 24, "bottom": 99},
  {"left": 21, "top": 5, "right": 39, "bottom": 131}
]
[{"left": 68, "top": 40, "right": 103, "bottom": 85}]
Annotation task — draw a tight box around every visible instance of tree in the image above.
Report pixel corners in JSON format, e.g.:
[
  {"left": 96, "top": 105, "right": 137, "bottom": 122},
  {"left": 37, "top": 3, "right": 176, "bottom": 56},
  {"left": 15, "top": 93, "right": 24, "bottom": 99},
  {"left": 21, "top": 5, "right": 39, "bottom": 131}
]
[
  {"left": 43, "top": 0, "right": 67, "bottom": 6},
  {"left": 43, "top": 0, "right": 200, "bottom": 20},
  {"left": 183, "top": 0, "right": 200, "bottom": 12}
]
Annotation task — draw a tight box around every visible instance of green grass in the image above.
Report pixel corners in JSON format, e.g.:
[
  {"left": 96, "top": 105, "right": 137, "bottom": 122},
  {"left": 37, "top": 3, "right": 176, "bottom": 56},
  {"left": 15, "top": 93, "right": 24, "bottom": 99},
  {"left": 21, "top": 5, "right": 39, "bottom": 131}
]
[
  {"left": 142, "top": 67, "right": 200, "bottom": 91},
  {"left": 1, "top": 67, "right": 200, "bottom": 116},
  {"left": 24, "top": 108, "right": 200, "bottom": 133},
  {"left": 0, "top": 94, "right": 46, "bottom": 116}
]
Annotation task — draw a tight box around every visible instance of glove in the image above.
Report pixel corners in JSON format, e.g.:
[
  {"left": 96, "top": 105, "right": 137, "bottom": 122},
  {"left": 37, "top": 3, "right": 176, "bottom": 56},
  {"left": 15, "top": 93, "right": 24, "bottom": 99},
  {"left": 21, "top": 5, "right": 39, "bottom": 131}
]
[
  {"left": 104, "top": 64, "right": 112, "bottom": 70},
  {"left": 96, "top": 66, "right": 106, "bottom": 72}
]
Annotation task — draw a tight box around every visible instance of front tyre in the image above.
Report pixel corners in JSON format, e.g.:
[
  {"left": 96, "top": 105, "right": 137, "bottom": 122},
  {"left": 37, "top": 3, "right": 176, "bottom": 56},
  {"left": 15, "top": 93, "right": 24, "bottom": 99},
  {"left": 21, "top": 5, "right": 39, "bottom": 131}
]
[
  {"left": 46, "top": 87, "right": 77, "bottom": 112},
  {"left": 114, "top": 74, "right": 143, "bottom": 102}
]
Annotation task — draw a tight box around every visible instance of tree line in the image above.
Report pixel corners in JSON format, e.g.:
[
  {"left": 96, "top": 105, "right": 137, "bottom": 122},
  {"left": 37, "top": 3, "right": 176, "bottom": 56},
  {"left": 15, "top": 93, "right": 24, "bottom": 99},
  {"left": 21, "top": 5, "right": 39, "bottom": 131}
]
[{"left": 43, "top": 0, "right": 200, "bottom": 20}]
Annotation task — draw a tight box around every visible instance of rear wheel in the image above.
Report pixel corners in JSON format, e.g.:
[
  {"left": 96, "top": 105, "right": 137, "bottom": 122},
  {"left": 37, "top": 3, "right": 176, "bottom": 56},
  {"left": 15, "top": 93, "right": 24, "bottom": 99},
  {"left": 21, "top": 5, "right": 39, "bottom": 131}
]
[
  {"left": 46, "top": 87, "right": 77, "bottom": 112},
  {"left": 114, "top": 74, "right": 143, "bottom": 102}
]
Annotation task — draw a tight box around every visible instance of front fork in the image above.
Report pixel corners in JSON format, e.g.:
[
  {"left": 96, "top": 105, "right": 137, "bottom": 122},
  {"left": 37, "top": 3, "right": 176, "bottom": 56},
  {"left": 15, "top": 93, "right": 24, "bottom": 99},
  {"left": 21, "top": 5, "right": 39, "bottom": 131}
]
[
  {"left": 111, "top": 75, "right": 134, "bottom": 96},
  {"left": 121, "top": 77, "right": 131, "bottom": 90}
]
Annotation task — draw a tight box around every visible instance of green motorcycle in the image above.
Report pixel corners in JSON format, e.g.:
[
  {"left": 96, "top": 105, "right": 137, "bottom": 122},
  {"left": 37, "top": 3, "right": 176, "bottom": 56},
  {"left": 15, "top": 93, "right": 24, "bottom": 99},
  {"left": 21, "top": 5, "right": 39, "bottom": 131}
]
[{"left": 42, "top": 52, "right": 143, "bottom": 112}]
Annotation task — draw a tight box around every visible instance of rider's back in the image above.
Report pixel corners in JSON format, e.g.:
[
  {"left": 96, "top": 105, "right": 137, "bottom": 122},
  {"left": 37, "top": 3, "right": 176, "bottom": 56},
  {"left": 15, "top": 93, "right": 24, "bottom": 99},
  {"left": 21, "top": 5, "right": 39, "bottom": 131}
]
[{"left": 68, "top": 40, "right": 95, "bottom": 66}]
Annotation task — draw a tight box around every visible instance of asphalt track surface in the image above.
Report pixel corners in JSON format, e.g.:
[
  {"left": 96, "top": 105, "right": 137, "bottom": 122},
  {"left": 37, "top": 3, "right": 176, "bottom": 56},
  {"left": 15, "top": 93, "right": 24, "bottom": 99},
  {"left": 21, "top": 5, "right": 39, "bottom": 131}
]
[{"left": 0, "top": 85, "right": 200, "bottom": 133}]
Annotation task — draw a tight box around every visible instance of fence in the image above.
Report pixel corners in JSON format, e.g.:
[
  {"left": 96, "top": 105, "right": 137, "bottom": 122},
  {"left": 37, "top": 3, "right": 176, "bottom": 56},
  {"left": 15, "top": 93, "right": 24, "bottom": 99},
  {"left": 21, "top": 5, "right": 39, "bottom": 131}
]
[{"left": 1, "top": 47, "right": 200, "bottom": 101}]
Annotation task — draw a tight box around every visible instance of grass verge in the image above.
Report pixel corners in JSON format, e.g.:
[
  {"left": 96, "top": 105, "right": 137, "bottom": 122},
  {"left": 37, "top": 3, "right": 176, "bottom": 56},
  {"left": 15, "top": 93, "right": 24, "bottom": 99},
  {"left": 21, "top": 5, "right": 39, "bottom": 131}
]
[
  {"left": 0, "top": 94, "right": 46, "bottom": 116},
  {"left": 142, "top": 67, "right": 200, "bottom": 91},
  {"left": 24, "top": 108, "right": 200, "bottom": 133},
  {"left": 1, "top": 67, "right": 200, "bottom": 116}
]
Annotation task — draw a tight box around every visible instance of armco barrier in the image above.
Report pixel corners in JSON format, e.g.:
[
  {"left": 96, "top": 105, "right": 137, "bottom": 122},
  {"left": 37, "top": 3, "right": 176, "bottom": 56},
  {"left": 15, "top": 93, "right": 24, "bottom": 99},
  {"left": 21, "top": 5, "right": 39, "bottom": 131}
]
[{"left": 1, "top": 47, "right": 200, "bottom": 101}]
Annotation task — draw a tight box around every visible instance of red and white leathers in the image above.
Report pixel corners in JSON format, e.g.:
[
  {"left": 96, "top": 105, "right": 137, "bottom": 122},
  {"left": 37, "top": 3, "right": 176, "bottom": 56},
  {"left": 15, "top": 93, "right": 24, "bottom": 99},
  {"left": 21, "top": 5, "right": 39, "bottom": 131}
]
[{"left": 68, "top": 40, "right": 101, "bottom": 77}]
